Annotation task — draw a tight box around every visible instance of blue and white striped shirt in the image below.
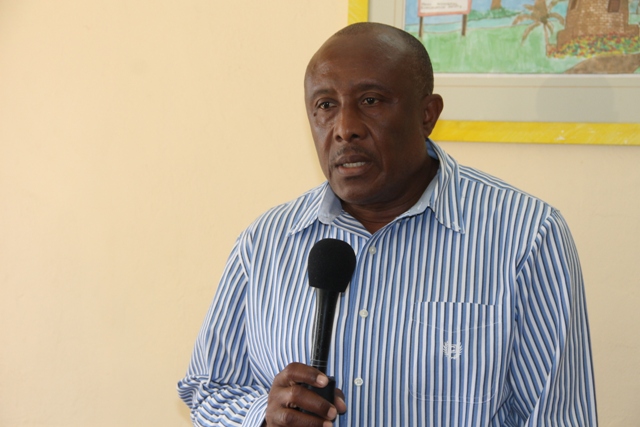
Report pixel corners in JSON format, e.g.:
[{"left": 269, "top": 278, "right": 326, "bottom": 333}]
[{"left": 178, "top": 140, "right": 597, "bottom": 426}]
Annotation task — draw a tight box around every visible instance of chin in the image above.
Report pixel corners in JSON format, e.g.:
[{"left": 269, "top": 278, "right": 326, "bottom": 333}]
[
  {"left": 335, "top": 190, "right": 376, "bottom": 206},
  {"left": 330, "top": 179, "right": 384, "bottom": 206}
]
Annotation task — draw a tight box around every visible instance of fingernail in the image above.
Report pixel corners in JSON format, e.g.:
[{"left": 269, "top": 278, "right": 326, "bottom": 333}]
[
  {"left": 316, "top": 374, "right": 329, "bottom": 387},
  {"left": 323, "top": 421, "right": 333, "bottom": 427},
  {"left": 327, "top": 406, "right": 337, "bottom": 420}
]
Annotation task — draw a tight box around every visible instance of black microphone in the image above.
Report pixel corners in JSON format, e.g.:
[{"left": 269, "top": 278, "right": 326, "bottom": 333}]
[{"left": 304, "top": 238, "right": 356, "bottom": 405}]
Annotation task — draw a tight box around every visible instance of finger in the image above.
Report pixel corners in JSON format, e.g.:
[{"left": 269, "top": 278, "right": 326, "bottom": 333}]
[
  {"left": 268, "top": 407, "right": 333, "bottom": 427},
  {"left": 284, "top": 383, "right": 337, "bottom": 420},
  {"left": 334, "top": 388, "right": 347, "bottom": 415},
  {"left": 273, "top": 362, "right": 329, "bottom": 388}
]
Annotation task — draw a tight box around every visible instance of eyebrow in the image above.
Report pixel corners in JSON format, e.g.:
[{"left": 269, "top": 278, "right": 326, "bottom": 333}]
[{"left": 308, "top": 81, "right": 392, "bottom": 100}]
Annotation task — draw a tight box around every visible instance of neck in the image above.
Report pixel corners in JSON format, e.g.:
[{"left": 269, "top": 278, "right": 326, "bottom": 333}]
[{"left": 341, "top": 157, "right": 438, "bottom": 234}]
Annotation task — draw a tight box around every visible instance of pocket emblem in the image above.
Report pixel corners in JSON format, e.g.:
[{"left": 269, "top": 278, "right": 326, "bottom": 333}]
[{"left": 442, "top": 341, "right": 463, "bottom": 360}]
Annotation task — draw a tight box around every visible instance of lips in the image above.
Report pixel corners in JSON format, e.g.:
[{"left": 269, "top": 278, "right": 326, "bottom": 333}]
[
  {"left": 333, "top": 153, "right": 372, "bottom": 176},
  {"left": 341, "top": 161, "right": 367, "bottom": 168}
]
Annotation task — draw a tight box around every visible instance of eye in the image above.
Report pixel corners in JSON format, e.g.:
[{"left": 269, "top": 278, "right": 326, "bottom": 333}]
[
  {"left": 362, "top": 97, "right": 378, "bottom": 106},
  {"left": 317, "top": 101, "right": 334, "bottom": 110}
]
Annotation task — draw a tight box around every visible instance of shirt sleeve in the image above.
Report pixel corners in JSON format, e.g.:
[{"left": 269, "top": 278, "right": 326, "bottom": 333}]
[
  {"left": 177, "top": 237, "right": 268, "bottom": 427},
  {"left": 506, "top": 210, "right": 598, "bottom": 426}
]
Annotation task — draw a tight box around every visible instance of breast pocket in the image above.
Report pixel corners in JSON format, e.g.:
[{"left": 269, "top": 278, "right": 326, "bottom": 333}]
[{"left": 409, "top": 302, "right": 502, "bottom": 404}]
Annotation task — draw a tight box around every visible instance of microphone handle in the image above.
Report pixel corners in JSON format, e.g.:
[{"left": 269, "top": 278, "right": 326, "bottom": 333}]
[
  {"left": 302, "top": 288, "right": 340, "bottom": 408},
  {"left": 309, "top": 288, "right": 340, "bottom": 373}
]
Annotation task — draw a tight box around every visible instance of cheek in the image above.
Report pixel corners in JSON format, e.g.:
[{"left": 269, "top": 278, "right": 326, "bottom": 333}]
[
  {"left": 312, "top": 135, "right": 331, "bottom": 173},
  {"left": 316, "top": 145, "right": 331, "bottom": 172},
  {"left": 311, "top": 114, "right": 333, "bottom": 136},
  {"left": 310, "top": 120, "right": 333, "bottom": 153}
]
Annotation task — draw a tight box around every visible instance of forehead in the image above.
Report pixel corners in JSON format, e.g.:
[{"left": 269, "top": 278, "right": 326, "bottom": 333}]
[{"left": 304, "top": 32, "right": 413, "bottom": 95}]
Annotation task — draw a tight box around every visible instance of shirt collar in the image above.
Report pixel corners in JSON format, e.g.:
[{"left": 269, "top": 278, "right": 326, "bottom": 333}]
[{"left": 287, "top": 139, "right": 465, "bottom": 235}]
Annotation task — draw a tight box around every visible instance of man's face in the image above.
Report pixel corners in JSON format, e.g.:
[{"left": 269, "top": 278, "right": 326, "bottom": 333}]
[{"left": 304, "top": 32, "right": 441, "bottom": 210}]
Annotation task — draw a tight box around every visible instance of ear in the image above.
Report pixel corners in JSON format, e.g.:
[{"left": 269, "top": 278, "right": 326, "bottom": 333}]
[{"left": 421, "top": 94, "right": 444, "bottom": 139}]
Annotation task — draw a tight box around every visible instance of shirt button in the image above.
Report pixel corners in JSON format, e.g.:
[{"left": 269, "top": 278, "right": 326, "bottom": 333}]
[
  {"left": 354, "top": 378, "right": 363, "bottom": 386},
  {"left": 359, "top": 309, "right": 369, "bottom": 318},
  {"left": 368, "top": 246, "right": 377, "bottom": 255}
]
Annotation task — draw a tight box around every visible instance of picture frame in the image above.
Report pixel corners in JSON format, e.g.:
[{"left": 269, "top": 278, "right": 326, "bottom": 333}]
[{"left": 349, "top": 0, "right": 640, "bottom": 145}]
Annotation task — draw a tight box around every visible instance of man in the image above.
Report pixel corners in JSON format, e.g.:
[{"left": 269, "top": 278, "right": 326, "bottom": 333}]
[{"left": 178, "top": 23, "right": 597, "bottom": 426}]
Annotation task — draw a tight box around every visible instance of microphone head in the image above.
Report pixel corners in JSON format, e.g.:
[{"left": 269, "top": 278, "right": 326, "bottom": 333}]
[{"left": 308, "top": 238, "right": 356, "bottom": 293}]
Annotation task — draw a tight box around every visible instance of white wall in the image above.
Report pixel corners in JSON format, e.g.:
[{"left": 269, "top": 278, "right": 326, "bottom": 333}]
[
  {"left": 1, "top": 0, "right": 638, "bottom": 426},
  {"left": 1, "top": 1, "right": 342, "bottom": 425}
]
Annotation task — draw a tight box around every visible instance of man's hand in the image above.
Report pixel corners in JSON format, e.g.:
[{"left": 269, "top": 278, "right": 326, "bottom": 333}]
[{"left": 264, "top": 362, "right": 347, "bottom": 426}]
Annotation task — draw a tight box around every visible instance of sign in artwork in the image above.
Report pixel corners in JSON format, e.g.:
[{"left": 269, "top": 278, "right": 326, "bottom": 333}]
[{"left": 419, "top": 0, "right": 472, "bottom": 16}]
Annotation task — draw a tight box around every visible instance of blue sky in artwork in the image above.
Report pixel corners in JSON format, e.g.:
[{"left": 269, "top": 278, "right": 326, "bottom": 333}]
[
  {"left": 405, "top": 0, "right": 534, "bottom": 25},
  {"left": 404, "top": 0, "right": 569, "bottom": 30}
]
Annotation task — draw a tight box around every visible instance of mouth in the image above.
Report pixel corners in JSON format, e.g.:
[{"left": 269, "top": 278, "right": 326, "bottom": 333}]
[
  {"left": 334, "top": 156, "right": 371, "bottom": 177},
  {"left": 341, "top": 161, "right": 367, "bottom": 168},
  {"left": 331, "top": 148, "right": 373, "bottom": 177}
]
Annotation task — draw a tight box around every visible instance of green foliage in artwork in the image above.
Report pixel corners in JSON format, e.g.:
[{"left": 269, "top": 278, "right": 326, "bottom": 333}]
[
  {"left": 550, "top": 34, "right": 640, "bottom": 58},
  {"left": 414, "top": 26, "right": 582, "bottom": 73},
  {"left": 468, "top": 7, "right": 519, "bottom": 21}
]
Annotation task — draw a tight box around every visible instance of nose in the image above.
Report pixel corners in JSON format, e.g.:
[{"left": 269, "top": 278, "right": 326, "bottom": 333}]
[{"left": 334, "top": 104, "right": 366, "bottom": 143}]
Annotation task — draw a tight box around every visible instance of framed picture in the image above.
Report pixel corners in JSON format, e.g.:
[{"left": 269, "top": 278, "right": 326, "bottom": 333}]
[{"left": 350, "top": 0, "right": 640, "bottom": 145}]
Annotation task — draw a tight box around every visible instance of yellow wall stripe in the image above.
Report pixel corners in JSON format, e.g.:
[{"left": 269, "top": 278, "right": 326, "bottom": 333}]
[
  {"left": 432, "top": 121, "right": 640, "bottom": 146},
  {"left": 348, "top": 0, "right": 369, "bottom": 24}
]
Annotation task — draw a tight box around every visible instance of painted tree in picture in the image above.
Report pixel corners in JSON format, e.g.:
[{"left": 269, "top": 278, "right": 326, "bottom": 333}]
[
  {"left": 405, "top": 0, "right": 640, "bottom": 73},
  {"left": 512, "top": 0, "right": 565, "bottom": 54}
]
